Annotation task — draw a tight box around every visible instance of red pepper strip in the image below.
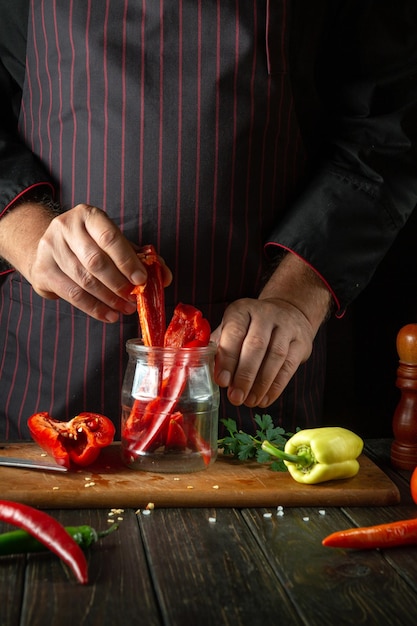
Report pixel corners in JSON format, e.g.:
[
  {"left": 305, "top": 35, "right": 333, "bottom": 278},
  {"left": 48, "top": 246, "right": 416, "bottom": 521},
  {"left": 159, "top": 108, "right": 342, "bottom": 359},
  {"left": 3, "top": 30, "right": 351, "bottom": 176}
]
[
  {"left": 127, "top": 305, "right": 212, "bottom": 457},
  {"left": 128, "top": 302, "right": 210, "bottom": 419},
  {"left": 126, "top": 271, "right": 213, "bottom": 458},
  {"left": 162, "top": 305, "right": 212, "bottom": 461},
  {"left": 165, "top": 412, "right": 188, "bottom": 449},
  {"left": 128, "top": 244, "right": 166, "bottom": 426},
  {"left": 126, "top": 360, "right": 213, "bottom": 463},
  {"left": 0, "top": 500, "right": 88, "bottom": 584},
  {"left": 126, "top": 357, "right": 189, "bottom": 456},
  {"left": 164, "top": 303, "right": 211, "bottom": 348},
  {"left": 322, "top": 518, "right": 417, "bottom": 549},
  {"left": 184, "top": 420, "right": 212, "bottom": 466},
  {"left": 28, "top": 412, "right": 116, "bottom": 469},
  {"left": 131, "top": 244, "right": 166, "bottom": 347}
]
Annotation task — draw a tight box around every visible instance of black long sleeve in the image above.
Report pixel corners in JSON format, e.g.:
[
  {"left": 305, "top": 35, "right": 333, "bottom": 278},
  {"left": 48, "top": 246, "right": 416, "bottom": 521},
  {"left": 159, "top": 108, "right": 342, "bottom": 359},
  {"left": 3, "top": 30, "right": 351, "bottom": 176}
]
[{"left": 268, "top": 0, "right": 417, "bottom": 312}]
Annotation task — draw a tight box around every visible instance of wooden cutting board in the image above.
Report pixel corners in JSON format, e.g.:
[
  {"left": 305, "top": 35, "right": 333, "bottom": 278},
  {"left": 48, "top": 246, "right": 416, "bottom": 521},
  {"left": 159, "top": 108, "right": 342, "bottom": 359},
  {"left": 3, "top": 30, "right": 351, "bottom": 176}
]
[{"left": 0, "top": 442, "right": 400, "bottom": 509}]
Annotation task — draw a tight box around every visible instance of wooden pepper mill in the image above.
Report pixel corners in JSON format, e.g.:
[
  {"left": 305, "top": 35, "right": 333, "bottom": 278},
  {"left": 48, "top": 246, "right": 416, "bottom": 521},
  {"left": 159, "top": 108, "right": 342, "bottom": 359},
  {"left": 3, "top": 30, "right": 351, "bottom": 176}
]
[{"left": 391, "top": 323, "right": 417, "bottom": 470}]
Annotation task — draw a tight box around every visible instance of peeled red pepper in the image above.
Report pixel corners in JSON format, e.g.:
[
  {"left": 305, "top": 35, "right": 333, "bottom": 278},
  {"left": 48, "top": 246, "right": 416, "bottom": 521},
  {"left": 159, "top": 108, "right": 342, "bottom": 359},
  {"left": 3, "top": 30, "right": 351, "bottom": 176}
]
[
  {"left": 131, "top": 244, "right": 166, "bottom": 347},
  {"left": 131, "top": 303, "right": 211, "bottom": 454},
  {"left": 163, "top": 413, "right": 212, "bottom": 464},
  {"left": 126, "top": 360, "right": 190, "bottom": 454},
  {"left": 165, "top": 412, "right": 188, "bottom": 450},
  {"left": 125, "top": 307, "right": 212, "bottom": 462},
  {"left": 261, "top": 427, "right": 363, "bottom": 484},
  {"left": 184, "top": 418, "right": 213, "bottom": 465},
  {"left": 28, "top": 412, "right": 116, "bottom": 469},
  {"left": 0, "top": 500, "right": 88, "bottom": 584},
  {"left": 164, "top": 303, "right": 211, "bottom": 348},
  {"left": 322, "top": 518, "right": 417, "bottom": 549},
  {"left": 124, "top": 246, "right": 212, "bottom": 463}
]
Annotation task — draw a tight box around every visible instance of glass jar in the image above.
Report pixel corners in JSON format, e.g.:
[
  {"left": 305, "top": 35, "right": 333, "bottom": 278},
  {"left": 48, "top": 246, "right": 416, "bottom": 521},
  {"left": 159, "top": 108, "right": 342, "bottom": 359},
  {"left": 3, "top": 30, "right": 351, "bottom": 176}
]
[{"left": 121, "top": 339, "right": 219, "bottom": 473}]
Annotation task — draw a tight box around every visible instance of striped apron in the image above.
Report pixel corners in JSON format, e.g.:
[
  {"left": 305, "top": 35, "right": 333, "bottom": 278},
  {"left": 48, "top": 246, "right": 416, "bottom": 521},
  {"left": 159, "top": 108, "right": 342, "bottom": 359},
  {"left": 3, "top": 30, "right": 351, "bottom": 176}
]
[{"left": 0, "top": 0, "right": 326, "bottom": 438}]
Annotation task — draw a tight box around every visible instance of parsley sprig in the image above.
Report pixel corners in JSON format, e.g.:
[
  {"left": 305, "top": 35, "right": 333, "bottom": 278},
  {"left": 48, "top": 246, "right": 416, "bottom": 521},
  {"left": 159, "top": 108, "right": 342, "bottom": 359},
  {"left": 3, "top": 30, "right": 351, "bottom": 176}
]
[{"left": 217, "top": 414, "right": 297, "bottom": 472}]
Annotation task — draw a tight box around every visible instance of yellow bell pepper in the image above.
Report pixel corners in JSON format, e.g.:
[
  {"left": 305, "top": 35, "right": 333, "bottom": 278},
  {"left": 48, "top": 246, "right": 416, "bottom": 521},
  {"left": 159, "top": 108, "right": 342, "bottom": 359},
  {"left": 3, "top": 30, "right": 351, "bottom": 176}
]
[{"left": 261, "top": 427, "right": 363, "bottom": 484}]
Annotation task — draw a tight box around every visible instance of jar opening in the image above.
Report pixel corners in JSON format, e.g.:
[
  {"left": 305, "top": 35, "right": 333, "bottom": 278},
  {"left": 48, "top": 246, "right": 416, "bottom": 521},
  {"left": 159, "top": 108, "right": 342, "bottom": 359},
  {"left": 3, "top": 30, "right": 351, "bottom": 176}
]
[{"left": 126, "top": 338, "right": 217, "bottom": 356}]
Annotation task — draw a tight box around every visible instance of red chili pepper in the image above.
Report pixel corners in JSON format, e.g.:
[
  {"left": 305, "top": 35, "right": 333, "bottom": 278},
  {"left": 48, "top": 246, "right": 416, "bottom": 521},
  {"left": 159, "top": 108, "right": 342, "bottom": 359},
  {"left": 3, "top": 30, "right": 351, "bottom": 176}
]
[
  {"left": 322, "top": 518, "right": 417, "bottom": 549},
  {"left": 0, "top": 500, "right": 88, "bottom": 584},
  {"left": 28, "top": 412, "right": 116, "bottom": 469},
  {"left": 131, "top": 244, "right": 166, "bottom": 347}
]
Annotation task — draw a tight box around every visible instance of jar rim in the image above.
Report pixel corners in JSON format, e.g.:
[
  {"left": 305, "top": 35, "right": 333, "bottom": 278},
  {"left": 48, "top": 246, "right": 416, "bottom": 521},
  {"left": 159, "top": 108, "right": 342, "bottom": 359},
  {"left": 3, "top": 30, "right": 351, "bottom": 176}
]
[{"left": 126, "top": 338, "right": 217, "bottom": 354}]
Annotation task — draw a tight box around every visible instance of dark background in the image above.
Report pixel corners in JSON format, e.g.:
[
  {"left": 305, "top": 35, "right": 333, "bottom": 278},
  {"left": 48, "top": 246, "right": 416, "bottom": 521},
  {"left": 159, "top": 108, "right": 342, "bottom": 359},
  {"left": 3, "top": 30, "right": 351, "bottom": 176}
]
[{"left": 324, "top": 206, "right": 417, "bottom": 438}]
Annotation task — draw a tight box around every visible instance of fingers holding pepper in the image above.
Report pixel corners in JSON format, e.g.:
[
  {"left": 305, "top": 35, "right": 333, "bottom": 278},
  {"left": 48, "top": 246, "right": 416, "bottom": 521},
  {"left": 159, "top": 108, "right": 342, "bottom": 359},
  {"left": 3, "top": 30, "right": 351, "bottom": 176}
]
[{"left": 22, "top": 204, "right": 172, "bottom": 323}]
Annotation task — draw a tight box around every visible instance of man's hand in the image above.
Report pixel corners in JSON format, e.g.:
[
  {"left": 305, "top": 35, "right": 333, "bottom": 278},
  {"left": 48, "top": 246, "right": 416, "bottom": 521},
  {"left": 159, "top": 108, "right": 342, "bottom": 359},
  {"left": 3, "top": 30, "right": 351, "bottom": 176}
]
[
  {"left": 0, "top": 201, "right": 172, "bottom": 322},
  {"left": 211, "top": 253, "right": 332, "bottom": 407}
]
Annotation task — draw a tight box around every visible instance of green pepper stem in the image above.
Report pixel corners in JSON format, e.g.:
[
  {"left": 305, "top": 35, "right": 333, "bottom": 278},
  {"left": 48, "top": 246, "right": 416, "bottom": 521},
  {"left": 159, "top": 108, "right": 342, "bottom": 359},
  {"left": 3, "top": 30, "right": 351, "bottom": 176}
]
[
  {"left": 261, "top": 440, "right": 312, "bottom": 467},
  {"left": 97, "top": 523, "right": 119, "bottom": 539}
]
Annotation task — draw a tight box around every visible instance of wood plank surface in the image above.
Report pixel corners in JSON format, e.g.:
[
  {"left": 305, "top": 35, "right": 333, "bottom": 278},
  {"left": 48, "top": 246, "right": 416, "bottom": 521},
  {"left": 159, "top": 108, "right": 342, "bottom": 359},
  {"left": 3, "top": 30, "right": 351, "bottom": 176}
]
[
  {"left": 242, "top": 506, "right": 417, "bottom": 626},
  {"left": 1, "top": 441, "right": 417, "bottom": 626},
  {"left": 0, "top": 442, "right": 400, "bottom": 508},
  {"left": 0, "top": 509, "right": 161, "bottom": 626},
  {"left": 138, "top": 507, "right": 303, "bottom": 626}
]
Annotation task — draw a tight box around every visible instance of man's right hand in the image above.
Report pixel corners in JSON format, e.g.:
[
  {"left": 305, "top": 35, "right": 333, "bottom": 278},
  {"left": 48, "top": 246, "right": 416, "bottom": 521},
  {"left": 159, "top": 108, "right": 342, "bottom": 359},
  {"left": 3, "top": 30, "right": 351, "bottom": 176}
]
[{"left": 0, "top": 201, "right": 171, "bottom": 322}]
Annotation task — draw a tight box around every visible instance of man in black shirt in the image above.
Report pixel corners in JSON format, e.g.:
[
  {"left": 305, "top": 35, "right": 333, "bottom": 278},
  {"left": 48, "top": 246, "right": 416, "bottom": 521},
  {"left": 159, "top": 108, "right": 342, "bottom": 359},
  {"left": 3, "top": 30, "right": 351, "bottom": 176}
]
[{"left": 0, "top": 1, "right": 416, "bottom": 439}]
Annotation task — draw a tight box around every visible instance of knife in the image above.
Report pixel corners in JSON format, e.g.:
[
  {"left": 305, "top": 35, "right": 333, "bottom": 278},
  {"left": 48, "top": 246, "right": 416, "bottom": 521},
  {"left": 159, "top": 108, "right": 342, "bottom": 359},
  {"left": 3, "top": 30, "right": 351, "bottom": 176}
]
[{"left": 0, "top": 456, "right": 68, "bottom": 472}]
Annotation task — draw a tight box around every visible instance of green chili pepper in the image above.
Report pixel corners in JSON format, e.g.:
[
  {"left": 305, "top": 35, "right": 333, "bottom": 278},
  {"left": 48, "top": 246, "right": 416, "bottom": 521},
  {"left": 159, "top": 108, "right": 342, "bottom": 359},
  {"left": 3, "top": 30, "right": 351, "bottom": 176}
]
[
  {"left": 261, "top": 427, "right": 363, "bottom": 484},
  {"left": 0, "top": 522, "right": 118, "bottom": 556}
]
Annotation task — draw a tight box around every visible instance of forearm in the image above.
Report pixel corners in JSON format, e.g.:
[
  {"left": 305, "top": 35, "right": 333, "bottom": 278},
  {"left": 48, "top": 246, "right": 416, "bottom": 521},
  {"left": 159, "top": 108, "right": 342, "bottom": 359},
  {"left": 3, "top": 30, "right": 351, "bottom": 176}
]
[
  {"left": 0, "top": 201, "right": 56, "bottom": 278},
  {"left": 259, "top": 253, "right": 332, "bottom": 334},
  {"left": 0, "top": 54, "right": 55, "bottom": 276}
]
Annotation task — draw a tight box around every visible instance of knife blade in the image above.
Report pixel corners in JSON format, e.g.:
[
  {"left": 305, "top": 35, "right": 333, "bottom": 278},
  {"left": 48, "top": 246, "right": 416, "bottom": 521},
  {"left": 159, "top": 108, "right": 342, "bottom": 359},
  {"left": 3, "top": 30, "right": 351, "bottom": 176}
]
[{"left": 0, "top": 456, "right": 68, "bottom": 472}]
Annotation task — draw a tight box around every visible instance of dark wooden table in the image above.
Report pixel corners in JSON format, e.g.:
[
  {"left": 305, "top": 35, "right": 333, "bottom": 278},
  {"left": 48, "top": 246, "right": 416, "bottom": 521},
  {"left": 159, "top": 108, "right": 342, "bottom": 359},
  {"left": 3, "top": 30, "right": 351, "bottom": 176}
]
[{"left": 1, "top": 439, "right": 417, "bottom": 626}]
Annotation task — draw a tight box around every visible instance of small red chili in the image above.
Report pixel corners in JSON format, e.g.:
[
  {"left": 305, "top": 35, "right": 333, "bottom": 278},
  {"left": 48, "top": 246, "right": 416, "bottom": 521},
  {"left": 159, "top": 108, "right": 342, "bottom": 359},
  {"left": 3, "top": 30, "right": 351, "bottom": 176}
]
[
  {"left": 410, "top": 466, "right": 417, "bottom": 503},
  {"left": 322, "top": 518, "right": 417, "bottom": 549},
  {"left": 0, "top": 500, "right": 88, "bottom": 584}
]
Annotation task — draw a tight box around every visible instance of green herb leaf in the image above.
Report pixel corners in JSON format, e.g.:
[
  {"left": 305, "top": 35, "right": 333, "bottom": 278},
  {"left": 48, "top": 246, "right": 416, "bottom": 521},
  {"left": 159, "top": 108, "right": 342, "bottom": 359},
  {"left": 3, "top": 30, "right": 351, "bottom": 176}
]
[
  {"left": 222, "top": 418, "right": 238, "bottom": 435},
  {"left": 218, "top": 414, "right": 296, "bottom": 472}
]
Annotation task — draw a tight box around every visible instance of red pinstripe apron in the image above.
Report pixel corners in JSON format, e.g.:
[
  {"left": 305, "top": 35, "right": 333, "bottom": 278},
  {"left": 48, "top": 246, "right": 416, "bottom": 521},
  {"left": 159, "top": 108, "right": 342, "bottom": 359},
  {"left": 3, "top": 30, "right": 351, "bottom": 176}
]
[{"left": 0, "top": 0, "right": 326, "bottom": 438}]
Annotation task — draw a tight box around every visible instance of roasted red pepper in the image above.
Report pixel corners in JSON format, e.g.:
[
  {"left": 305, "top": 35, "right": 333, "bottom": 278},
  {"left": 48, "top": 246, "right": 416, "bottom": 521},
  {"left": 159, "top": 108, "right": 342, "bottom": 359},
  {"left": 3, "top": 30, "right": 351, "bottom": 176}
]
[
  {"left": 183, "top": 418, "right": 213, "bottom": 465},
  {"left": 28, "top": 412, "right": 115, "bottom": 469},
  {"left": 131, "top": 244, "right": 166, "bottom": 347},
  {"left": 127, "top": 303, "right": 211, "bottom": 455},
  {"left": 124, "top": 362, "right": 188, "bottom": 456},
  {"left": 165, "top": 412, "right": 188, "bottom": 450},
  {"left": 123, "top": 247, "right": 213, "bottom": 464},
  {"left": 164, "top": 303, "right": 211, "bottom": 348},
  {"left": 0, "top": 500, "right": 88, "bottom": 584}
]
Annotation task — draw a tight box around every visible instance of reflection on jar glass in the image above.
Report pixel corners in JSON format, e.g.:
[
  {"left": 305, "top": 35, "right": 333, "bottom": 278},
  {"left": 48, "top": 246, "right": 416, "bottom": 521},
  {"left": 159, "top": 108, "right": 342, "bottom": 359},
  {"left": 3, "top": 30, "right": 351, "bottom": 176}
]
[{"left": 121, "top": 339, "right": 219, "bottom": 473}]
